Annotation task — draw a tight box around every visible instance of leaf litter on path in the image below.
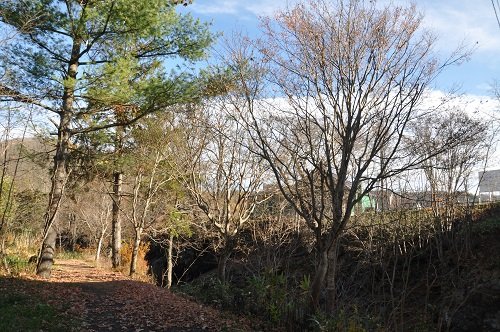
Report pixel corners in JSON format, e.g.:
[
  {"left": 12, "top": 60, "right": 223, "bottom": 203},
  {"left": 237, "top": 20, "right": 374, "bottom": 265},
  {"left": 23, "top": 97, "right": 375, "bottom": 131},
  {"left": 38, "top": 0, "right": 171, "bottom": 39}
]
[{"left": 3, "top": 259, "right": 256, "bottom": 331}]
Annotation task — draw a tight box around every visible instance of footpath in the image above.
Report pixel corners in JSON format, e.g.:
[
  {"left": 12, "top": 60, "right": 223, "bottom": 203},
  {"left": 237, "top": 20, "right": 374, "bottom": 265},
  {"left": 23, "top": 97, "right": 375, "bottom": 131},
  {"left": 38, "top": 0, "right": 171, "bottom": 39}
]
[{"left": 0, "top": 259, "right": 253, "bottom": 331}]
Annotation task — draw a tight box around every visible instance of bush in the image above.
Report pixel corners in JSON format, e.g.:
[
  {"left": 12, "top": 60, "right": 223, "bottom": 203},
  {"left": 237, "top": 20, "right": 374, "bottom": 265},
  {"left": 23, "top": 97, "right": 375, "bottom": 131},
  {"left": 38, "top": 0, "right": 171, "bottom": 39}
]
[
  {"left": 177, "top": 273, "right": 235, "bottom": 308},
  {"left": 246, "top": 272, "right": 290, "bottom": 322}
]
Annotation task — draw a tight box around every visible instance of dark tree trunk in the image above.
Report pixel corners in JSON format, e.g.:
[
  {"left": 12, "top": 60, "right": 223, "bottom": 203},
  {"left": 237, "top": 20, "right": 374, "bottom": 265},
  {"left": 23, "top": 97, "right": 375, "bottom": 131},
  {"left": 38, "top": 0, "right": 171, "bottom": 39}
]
[
  {"left": 111, "top": 122, "right": 124, "bottom": 269},
  {"left": 36, "top": 106, "right": 72, "bottom": 277},
  {"left": 36, "top": 120, "right": 70, "bottom": 278},
  {"left": 69, "top": 212, "right": 76, "bottom": 251},
  {"left": 217, "top": 250, "right": 231, "bottom": 284},
  {"left": 111, "top": 171, "right": 122, "bottom": 268},
  {"left": 310, "top": 249, "right": 329, "bottom": 309},
  {"left": 72, "top": 217, "right": 77, "bottom": 251},
  {"left": 325, "top": 241, "right": 339, "bottom": 313}
]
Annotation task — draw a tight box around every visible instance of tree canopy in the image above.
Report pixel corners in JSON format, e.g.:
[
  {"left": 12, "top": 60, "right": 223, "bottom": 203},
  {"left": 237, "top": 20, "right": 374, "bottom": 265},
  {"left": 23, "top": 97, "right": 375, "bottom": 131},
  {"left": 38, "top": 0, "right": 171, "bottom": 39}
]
[
  {"left": 0, "top": 0, "right": 213, "bottom": 125},
  {"left": 0, "top": 0, "right": 214, "bottom": 277}
]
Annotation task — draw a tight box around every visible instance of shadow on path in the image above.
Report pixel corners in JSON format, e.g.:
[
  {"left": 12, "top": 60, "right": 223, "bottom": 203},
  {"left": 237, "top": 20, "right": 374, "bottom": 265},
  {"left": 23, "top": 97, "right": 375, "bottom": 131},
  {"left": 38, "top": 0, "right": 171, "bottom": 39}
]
[{"left": 0, "top": 259, "right": 251, "bottom": 331}]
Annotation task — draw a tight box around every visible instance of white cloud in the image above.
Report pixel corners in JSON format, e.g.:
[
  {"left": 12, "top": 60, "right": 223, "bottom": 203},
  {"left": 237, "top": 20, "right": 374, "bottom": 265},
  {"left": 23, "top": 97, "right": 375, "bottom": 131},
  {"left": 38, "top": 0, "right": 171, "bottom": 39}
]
[
  {"left": 423, "top": 89, "right": 500, "bottom": 119},
  {"left": 383, "top": 0, "right": 500, "bottom": 54},
  {"left": 190, "top": 0, "right": 241, "bottom": 15},
  {"left": 244, "top": 1, "right": 296, "bottom": 17},
  {"left": 476, "top": 83, "right": 496, "bottom": 93},
  {"left": 192, "top": 0, "right": 500, "bottom": 54},
  {"left": 190, "top": 0, "right": 297, "bottom": 18},
  {"left": 188, "top": 0, "right": 499, "bottom": 94}
]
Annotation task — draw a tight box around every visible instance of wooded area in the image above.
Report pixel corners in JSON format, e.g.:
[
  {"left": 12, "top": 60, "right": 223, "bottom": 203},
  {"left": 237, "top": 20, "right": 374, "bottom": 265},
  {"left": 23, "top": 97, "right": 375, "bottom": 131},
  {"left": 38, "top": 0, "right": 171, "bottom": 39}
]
[{"left": 0, "top": 0, "right": 499, "bottom": 331}]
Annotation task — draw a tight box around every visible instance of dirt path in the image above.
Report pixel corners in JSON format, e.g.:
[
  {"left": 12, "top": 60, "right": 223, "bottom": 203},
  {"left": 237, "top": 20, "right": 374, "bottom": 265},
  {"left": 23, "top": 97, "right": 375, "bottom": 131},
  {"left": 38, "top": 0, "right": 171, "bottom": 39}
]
[{"left": 15, "top": 259, "right": 253, "bottom": 331}]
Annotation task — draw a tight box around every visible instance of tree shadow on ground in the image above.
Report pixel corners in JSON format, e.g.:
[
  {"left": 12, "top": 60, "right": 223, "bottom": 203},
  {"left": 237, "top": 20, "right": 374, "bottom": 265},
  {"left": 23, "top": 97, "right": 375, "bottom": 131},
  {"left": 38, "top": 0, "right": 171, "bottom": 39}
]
[{"left": 0, "top": 273, "right": 252, "bottom": 332}]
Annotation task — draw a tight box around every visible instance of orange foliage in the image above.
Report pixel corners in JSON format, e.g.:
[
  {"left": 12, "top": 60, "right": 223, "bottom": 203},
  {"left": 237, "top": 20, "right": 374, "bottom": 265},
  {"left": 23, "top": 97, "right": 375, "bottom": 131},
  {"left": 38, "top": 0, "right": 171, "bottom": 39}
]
[{"left": 119, "top": 241, "right": 150, "bottom": 276}]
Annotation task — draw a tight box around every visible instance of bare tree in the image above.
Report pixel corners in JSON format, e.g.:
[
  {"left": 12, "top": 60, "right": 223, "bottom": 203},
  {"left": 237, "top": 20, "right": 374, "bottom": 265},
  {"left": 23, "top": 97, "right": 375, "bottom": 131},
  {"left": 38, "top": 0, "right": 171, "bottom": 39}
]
[
  {"left": 74, "top": 180, "right": 112, "bottom": 262},
  {"left": 232, "top": 0, "right": 468, "bottom": 309},
  {"left": 122, "top": 117, "right": 179, "bottom": 276},
  {"left": 0, "top": 8, "right": 41, "bottom": 259},
  {"left": 177, "top": 103, "right": 269, "bottom": 283},
  {"left": 0, "top": 102, "right": 34, "bottom": 272},
  {"left": 409, "top": 109, "right": 489, "bottom": 218},
  {"left": 407, "top": 108, "right": 490, "bottom": 276}
]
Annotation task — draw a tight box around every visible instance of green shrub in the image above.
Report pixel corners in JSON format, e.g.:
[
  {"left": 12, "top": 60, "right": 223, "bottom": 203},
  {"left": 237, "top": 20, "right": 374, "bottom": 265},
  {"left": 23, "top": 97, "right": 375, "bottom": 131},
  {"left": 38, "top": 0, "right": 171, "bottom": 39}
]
[
  {"left": 246, "top": 272, "right": 290, "bottom": 322},
  {"left": 177, "top": 273, "right": 235, "bottom": 308}
]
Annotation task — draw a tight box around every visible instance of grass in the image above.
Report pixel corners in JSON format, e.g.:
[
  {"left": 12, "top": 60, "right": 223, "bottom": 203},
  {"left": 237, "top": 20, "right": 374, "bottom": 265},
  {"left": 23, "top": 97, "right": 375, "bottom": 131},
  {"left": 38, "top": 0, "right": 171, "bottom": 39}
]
[
  {"left": 0, "top": 292, "right": 77, "bottom": 332},
  {"left": 6, "top": 254, "right": 32, "bottom": 274}
]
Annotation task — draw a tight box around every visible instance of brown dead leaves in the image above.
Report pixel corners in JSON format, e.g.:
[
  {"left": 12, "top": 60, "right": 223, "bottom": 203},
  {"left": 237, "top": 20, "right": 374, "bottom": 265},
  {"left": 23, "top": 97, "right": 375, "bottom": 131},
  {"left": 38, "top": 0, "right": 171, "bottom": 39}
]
[{"left": 6, "top": 259, "right": 254, "bottom": 331}]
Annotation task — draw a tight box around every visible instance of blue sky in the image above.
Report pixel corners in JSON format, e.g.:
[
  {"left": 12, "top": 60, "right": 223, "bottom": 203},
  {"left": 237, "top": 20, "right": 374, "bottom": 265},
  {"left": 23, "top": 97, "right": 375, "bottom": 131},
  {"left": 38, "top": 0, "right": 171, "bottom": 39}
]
[{"left": 182, "top": 0, "right": 500, "bottom": 97}]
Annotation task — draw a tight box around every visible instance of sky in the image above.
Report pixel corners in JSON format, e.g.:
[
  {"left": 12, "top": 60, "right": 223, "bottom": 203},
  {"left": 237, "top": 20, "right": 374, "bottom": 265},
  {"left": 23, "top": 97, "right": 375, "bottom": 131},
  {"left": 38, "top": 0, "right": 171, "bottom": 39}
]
[
  {"left": 180, "top": 0, "right": 500, "bottom": 184},
  {"left": 181, "top": 0, "right": 500, "bottom": 98}
]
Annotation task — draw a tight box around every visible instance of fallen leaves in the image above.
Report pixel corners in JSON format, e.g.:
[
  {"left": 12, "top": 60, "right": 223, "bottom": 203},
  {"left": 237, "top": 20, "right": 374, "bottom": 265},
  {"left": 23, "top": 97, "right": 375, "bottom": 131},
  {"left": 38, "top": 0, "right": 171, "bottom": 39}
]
[{"left": 1, "top": 259, "right": 255, "bottom": 331}]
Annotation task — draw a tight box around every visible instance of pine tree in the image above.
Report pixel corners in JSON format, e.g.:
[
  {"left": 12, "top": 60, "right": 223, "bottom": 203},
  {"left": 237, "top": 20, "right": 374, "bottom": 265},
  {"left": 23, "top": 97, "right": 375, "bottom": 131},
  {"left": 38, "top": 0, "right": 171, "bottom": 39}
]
[{"left": 0, "top": 0, "right": 213, "bottom": 277}]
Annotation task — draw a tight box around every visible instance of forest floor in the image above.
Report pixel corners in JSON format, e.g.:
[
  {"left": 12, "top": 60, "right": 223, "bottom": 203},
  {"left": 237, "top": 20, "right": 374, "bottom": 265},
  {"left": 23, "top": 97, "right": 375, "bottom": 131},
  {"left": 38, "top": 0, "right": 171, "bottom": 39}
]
[{"left": 0, "top": 259, "right": 256, "bottom": 331}]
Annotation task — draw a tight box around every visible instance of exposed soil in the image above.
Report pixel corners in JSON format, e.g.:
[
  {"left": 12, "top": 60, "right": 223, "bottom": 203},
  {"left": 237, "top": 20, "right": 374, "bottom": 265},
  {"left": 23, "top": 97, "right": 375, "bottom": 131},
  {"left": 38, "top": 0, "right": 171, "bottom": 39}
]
[{"left": 0, "top": 259, "right": 255, "bottom": 331}]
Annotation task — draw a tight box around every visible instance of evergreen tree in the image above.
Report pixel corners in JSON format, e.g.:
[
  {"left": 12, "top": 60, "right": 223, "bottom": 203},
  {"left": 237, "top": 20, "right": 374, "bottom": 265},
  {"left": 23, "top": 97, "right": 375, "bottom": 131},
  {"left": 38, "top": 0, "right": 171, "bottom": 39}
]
[{"left": 0, "top": 0, "right": 213, "bottom": 277}]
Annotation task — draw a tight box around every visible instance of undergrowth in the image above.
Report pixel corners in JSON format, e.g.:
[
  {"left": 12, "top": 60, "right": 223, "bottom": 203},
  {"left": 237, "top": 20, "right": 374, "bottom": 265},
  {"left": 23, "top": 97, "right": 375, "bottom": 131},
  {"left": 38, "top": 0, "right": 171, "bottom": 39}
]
[
  {"left": 176, "top": 271, "right": 376, "bottom": 331},
  {"left": 55, "top": 250, "right": 84, "bottom": 260},
  {"left": 174, "top": 207, "right": 500, "bottom": 331},
  {"left": 1, "top": 254, "right": 35, "bottom": 276}
]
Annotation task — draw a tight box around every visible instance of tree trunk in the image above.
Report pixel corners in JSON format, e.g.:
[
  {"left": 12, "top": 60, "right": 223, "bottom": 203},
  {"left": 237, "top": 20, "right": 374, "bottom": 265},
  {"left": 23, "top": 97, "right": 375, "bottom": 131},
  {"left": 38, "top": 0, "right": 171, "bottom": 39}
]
[
  {"left": 36, "top": 39, "right": 80, "bottom": 278},
  {"left": 58, "top": 232, "right": 62, "bottom": 251},
  {"left": 310, "top": 249, "right": 329, "bottom": 310},
  {"left": 37, "top": 228, "right": 58, "bottom": 278},
  {"left": 129, "top": 228, "right": 142, "bottom": 276},
  {"left": 95, "top": 230, "right": 105, "bottom": 262},
  {"left": 36, "top": 115, "right": 71, "bottom": 277},
  {"left": 217, "top": 250, "right": 231, "bottom": 284},
  {"left": 111, "top": 171, "right": 122, "bottom": 268},
  {"left": 325, "top": 241, "right": 339, "bottom": 313},
  {"left": 69, "top": 213, "right": 76, "bottom": 251},
  {"left": 166, "top": 232, "right": 174, "bottom": 288},
  {"left": 1, "top": 235, "right": 10, "bottom": 274}
]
